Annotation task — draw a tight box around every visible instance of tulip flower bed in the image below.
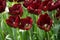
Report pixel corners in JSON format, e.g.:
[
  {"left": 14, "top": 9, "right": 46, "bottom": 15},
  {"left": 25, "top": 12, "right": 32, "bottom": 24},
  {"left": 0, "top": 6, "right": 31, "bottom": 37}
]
[{"left": 0, "top": 0, "right": 60, "bottom": 40}]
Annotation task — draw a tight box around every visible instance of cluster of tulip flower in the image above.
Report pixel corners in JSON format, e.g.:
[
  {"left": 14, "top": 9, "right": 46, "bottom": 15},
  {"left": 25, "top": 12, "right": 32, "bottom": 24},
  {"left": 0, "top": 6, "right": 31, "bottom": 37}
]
[{"left": 0, "top": 0, "right": 60, "bottom": 32}]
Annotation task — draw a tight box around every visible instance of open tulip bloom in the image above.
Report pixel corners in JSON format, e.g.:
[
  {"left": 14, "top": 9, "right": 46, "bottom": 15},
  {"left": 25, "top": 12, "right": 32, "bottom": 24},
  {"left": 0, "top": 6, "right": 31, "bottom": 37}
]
[{"left": 0, "top": 0, "right": 60, "bottom": 40}]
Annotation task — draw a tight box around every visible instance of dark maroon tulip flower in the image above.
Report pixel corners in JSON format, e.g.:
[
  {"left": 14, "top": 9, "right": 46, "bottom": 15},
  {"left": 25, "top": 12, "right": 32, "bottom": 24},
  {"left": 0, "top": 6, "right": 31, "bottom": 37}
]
[
  {"left": 0, "top": 0, "right": 6, "bottom": 13},
  {"left": 27, "top": 1, "right": 41, "bottom": 15},
  {"left": 18, "top": 0, "right": 24, "bottom": 2},
  {"left": 41, "top": 0, "right": 53, "bottom": 11},
  {"left": 54, "top": 0, "right": 60, "bottom": 9},
  {"left": 6, "top": 16, "right": 20, "bottom": 28},
  {"left": 9, "top": 4, "right": 23, "bottom": 16},
  {"left": 44, "top": 0, "right": 52, "bottom": 1},
  {"left": 55, "top": 13, "right": 60, "bottom": 20},
  {"left": 18, "top": 17, "right": 33, "bottom": 30},
  {"left": 55, "top": 9, "right": 60, "bottom": 20},
  {"left": 23, "top": 0, "right": 41, "bottom": 8},
  {"left": 37, "top": 13, "right": 52, "bottom": 32},
  {"left": 8, "top": 0, "right": 12, "bottom": 2},
  {"left": 47, "top": 1, "right": 55, "bottom": 11},
  {"left": 23, "top": 0, "right": 33, "bottom": 8},
  {"left": 48, "top": 0, "right": 60, "bottom": 11},
  {"left": 8, "top": 0, "right": 24, "bottom": 2}
]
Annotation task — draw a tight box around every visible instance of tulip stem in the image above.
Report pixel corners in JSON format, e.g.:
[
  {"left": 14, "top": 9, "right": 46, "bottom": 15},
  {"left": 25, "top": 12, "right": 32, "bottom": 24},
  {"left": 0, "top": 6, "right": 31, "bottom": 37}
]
[
  {"left": 28, "top": 31, "right": 32, "bottom": 40},
  {"left": 32, "top": 14, "right": 38, "bottom": 40},
  {"left": 45, "top": 32, "right": 50, "bottom": 40}
]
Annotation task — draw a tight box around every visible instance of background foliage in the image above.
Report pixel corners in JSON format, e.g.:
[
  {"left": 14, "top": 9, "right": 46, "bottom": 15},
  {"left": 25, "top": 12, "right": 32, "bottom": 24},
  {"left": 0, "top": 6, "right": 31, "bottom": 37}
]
[{"left": 0, "top": 0, "right": 60, "bottom": 40}]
